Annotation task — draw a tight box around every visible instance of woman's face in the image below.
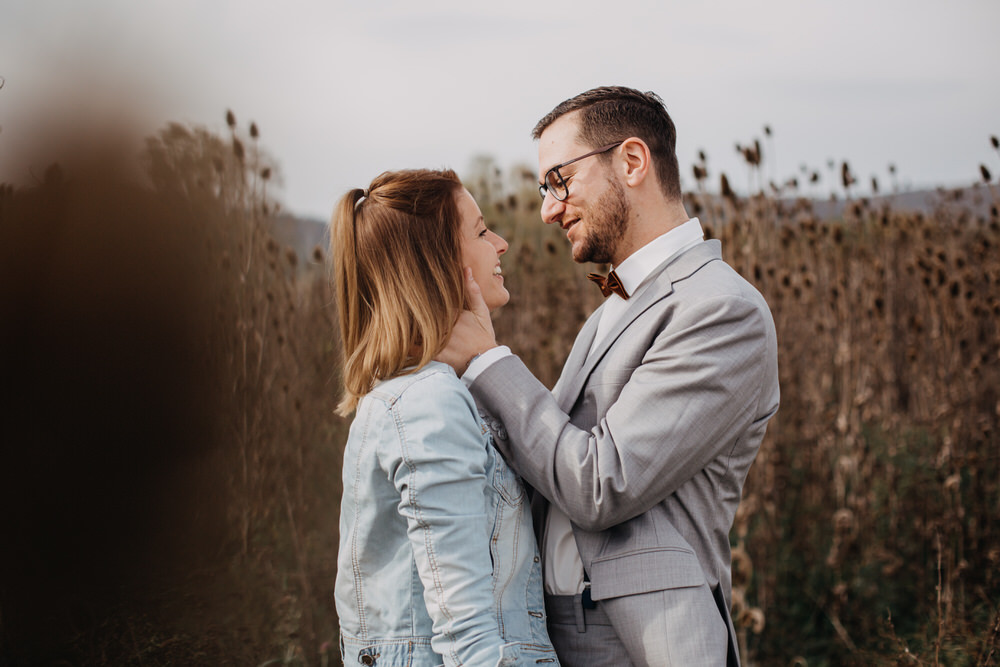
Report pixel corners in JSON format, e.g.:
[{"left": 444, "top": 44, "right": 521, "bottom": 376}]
[{"left": 456, "top": 188, "right": 509, "bottom": 312}]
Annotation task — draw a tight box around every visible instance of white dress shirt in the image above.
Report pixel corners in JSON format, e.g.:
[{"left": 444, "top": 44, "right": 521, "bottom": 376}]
[{"left": 466, "top": 218, "right": 705, "bottom": 595}]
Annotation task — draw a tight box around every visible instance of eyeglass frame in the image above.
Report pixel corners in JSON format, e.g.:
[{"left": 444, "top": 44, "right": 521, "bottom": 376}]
[{"left": 537, "top": 141, "right": 624, "bottom": 202}]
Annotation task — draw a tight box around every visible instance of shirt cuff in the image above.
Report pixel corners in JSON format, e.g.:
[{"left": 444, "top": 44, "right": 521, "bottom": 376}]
[{"left": 461, "top": 345, "right": 511, "bottom": 386}]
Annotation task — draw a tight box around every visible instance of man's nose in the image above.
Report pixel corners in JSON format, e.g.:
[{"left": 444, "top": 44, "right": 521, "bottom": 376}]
[{"left": 540, "top": 192, "right": 564, "bottom": 225}]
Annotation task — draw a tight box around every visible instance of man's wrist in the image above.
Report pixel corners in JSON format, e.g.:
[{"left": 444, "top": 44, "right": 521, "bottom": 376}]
[
  {"left": 465, "top": 351, "right": 485, "bottom": 372},
  {"left": 461, "top": 346, "right": 511, "bottom": 385}
]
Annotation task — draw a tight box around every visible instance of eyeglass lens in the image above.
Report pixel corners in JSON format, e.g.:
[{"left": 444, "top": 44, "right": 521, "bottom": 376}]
[{"left": 544, "top": 170, "right": 567, "bottom": 201}]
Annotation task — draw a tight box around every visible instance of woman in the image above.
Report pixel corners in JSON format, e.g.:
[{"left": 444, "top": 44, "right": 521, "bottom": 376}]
[{"left": 331, "top": 169, "right": 558, "bottom": 667}]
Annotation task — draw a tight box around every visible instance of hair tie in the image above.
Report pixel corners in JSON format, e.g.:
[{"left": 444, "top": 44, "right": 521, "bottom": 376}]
[{"left": 354, "top": 188, "right": 369, "bottom": 210}]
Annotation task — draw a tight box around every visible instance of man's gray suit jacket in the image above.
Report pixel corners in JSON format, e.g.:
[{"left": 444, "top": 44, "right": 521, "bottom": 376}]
[{"left": 470, "top": 239, "right": 780, "bottom": 666}]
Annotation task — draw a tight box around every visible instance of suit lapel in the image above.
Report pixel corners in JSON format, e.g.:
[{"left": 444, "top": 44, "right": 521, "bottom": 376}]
[
  {"left": 557, "top": 240, "right": 723, "bottom": 409},
  {"left": 553, "top": 305, "right": 602, "bottom": 411}
]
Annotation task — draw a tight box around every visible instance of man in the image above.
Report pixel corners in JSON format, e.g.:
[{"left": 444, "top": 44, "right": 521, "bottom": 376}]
[{"left": 438, "top": 86, "right": 779, "bottom": 666}]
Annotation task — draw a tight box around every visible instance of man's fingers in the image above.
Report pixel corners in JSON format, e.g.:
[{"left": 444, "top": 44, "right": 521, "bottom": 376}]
[{"left": 464, "top": 267, "right": 489, "bottom": 317}]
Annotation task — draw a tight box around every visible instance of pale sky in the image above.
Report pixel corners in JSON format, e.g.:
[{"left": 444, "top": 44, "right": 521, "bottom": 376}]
[{"left": 2, "top": 0, "right": 998, "bottom": 220}]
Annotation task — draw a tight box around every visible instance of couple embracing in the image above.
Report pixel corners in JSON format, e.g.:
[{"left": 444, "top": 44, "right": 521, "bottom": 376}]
[{"left": 331, "top": 86, "right": 780, "bottom": 667}]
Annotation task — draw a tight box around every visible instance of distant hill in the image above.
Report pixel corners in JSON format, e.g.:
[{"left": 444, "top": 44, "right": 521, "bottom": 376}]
[
  {"left": 270, "top": 214, "right": 329, "bottom": 267},
  {"left": 808, "top": 183, "right": 995, "bottom": 220},
  {"left": 686, "top": 184, "right": 995, "bottom": 222},
  {"left": 269, "top": 185, "right": 995, "bottom": 264}
]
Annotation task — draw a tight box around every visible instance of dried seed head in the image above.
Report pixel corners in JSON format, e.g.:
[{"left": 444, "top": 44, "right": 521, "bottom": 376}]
[
  {"left": 233, "top": 138, "right": 245, "bottom": 162},
  {"left": 731, "top": 547, "right": 753, "bottom": 583},
  {"left": 743, "top": 608, "right": 765, "bottom": 634},
  {"left": 250, "top": 122, "right": 259, "bottom": 139},
  {"left": 980, "top": 164, "right": 992, "bottom": 183},
  {"left": 944, "top": 473, "right": 961, "bottom": 492},
  {"left": 720, "top": 173, "right": 733, "bottom": 198},
  {"left": 841, "top": 162, "right": 855, "bottom": 189},
  {"left": 833, "top": 508, "right": 855, "bottom": 533},
  {"left": 991, "top": 135, "right": 999, "bottom": 149},
  {"left": 225, "top": 109, "right": 236, "bottom": 129}
]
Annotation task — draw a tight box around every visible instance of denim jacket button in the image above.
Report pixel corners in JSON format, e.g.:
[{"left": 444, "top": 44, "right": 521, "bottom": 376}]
[{"left": 360, "top": 655, "right": 375, "bottom": 666}]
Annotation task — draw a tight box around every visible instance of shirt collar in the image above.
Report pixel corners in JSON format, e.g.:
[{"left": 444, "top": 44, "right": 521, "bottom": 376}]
[{"left": 612, "top": 217, "right": 705, "bottom": 297}]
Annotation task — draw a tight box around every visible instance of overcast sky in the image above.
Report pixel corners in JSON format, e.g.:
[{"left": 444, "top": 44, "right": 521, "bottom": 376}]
[{"left": 2, "top": 0, "right": 998, "bottom": 220}]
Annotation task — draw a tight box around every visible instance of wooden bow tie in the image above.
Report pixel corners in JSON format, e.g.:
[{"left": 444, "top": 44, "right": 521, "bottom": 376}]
[{"left": 587, "top": 270, "right": 629, "bottom": 299}]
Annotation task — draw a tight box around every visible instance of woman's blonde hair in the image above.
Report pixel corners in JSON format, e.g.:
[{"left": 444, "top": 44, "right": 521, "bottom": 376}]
[{"left": 331, "top": 169, "right": 466, "bottom": 416}]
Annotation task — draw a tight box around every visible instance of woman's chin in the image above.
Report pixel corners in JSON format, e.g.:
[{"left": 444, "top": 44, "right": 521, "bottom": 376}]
[{"left": 486, "top": 291, "right": 511, "bottom": 313}]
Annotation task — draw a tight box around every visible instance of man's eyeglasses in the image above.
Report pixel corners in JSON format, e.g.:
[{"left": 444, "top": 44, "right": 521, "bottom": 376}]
[{"left": 538, "top": 141, "right": 624, "bottom": 202}]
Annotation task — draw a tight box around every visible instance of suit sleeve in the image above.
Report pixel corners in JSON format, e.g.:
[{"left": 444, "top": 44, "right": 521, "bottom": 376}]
[{"left": 471, "top": 292, "right": 776, "bottom": 532}]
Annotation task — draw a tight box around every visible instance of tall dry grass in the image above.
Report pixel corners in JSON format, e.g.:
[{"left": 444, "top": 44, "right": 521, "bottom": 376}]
[
  {"left": 1, "top": 114, "right": 346, "bottom": 666},
  {"left": 702, "top": 187, "right": 1000, "bottom": 666},
  {"left": 1, "top": 122, "right": 997, "bottom": 666}
]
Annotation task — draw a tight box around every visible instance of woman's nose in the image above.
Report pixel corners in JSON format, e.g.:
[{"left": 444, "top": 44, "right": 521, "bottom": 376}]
[{"left": 491, "top": 231, "right": 508, "bottom": 256}]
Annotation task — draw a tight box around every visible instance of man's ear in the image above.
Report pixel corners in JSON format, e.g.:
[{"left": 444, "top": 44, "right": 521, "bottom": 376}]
[{"left": 619, "top": 137, "right": 651, "bottom": 188}]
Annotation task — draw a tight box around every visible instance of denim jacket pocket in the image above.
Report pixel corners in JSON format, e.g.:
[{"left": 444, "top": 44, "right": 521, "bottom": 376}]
[
  {"left": 496, "top": 641, "right": 521, "bottom": 666},
  {"left": 489, "top": 447, "right": 524, "bottom": 506}
]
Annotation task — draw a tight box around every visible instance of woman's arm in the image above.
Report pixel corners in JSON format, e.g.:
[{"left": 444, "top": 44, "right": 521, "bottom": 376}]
[{"left": 382, "top": 368, "right": 514, "bottom": 667}]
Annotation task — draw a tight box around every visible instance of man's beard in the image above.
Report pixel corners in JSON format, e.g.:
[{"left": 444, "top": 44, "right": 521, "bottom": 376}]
[{"left": 573, "top": 177, "right": 630, "bottom": 265}]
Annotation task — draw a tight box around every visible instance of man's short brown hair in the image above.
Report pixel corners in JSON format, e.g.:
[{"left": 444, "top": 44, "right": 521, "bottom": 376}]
[{"left": 533, "top": 86, "right": 681, "bottom": 201}]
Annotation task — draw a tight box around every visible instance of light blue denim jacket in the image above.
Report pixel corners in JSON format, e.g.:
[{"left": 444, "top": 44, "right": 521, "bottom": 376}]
[{"left": 336, "top": 361, "right": 558, "bottom": 667}]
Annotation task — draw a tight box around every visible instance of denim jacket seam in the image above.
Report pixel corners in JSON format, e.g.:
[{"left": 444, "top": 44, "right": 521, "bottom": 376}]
[
  {"left": 351, "top": 403, "right": 376, "bottom": 637},
  {"left": 390, "top": 398, "right": 464, "bottom": 665}
]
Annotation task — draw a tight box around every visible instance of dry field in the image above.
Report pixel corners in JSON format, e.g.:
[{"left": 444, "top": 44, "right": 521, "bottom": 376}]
[{"left": 1, "top": 118, "right": 997, "bottom": 666}]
